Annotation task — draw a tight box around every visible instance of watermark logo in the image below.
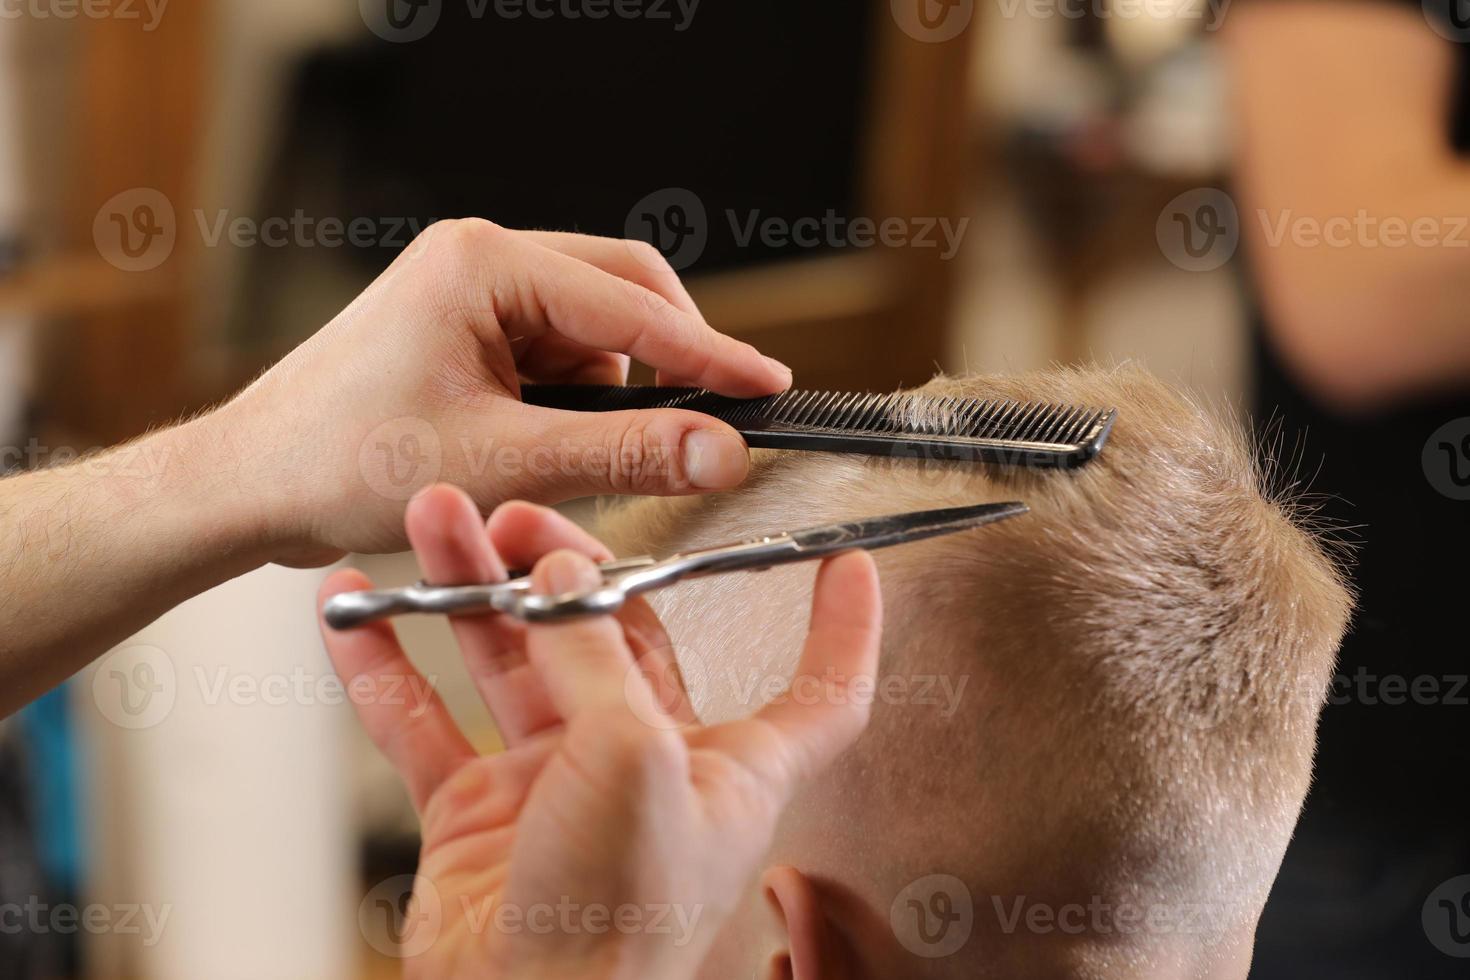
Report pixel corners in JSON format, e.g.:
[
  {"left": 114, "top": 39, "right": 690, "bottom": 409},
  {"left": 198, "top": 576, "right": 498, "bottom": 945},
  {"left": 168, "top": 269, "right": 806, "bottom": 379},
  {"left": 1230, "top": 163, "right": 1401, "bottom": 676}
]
[
  {"left": 93, "top": 188, "right": 176, "bottom": 273},
  {"left": 1425, "top": 0, "right": 1470, "bottom": 43},
  {"left": 890, "top": 874, "right": 974, "bottom": 958},
  {"left": 96, "top": 192, "right": 435, "bottom": 269},
  {"left": 1156, "top": 188, "right": 1238, "bottom": 272},
  {"left": 361, "top": 0, "right": 443, "bottom": 42},
  {"left": 93, "top": 656, "right": 437, "bottom": 725},
  {"left": 1423, "top": 418, "right": 1470, "bottom": 500},
  {"left": 626, "top": 187, "right": 708, "bottom": 271},
  {"left": 360, "top": 875, "right": 443, "bottom": 958},
  {"left": 623, "top": 652, "right": 690, "bottom": 731},
  {"left": 626, "top": 187, "right": 971, "bottom": 271},
  {"left": 92, "top": 644, "right": 176, "bottom": 730},
  {"left": 1423, "top": 875, "right": 1470, "bottom": 958},
  {"left": 357, "top": 876, "right": 705, "bottom": 955},
  {"left": 358, "top": 416, "right": 444, "bottom": 502},
  {"left": 362, "top": 0, "right": 698, "bottom": 42},
  {"left": 992, "top": 0, "right": 1231, "bottom": 31},
  {"left": 891, "top": 0, "right": 974, "bottom": 42}
]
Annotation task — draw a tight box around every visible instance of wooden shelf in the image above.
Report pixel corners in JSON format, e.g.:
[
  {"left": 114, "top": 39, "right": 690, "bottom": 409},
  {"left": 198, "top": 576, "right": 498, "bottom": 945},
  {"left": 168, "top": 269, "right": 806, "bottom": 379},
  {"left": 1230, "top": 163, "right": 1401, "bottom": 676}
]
[
  {"left": 0, "top": 253, "right": 172, "bottom": 318},
  {"left": 687, "top": 251, "right": 899, "bottom": 336}
]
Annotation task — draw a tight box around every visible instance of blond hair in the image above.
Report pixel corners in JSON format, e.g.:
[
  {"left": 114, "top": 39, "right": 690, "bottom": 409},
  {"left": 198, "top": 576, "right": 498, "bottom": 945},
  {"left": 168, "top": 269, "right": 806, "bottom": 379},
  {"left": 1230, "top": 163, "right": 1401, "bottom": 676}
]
[{"left": 598, "top": 365, "right": 1351, "bottom": 972}]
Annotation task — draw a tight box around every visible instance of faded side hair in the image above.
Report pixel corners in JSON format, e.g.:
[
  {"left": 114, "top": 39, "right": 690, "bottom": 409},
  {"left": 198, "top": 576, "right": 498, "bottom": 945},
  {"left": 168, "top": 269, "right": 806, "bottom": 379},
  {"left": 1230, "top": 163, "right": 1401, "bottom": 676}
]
[{"left": 596, "top": 365, "right": 1352, "bottom": 967}]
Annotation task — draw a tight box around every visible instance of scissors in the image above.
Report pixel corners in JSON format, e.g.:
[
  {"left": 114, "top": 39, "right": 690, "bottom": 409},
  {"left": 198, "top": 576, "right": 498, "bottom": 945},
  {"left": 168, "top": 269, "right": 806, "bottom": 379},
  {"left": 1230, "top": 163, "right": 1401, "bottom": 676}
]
[{"left": 323, "top": 500, "right": 1028, "bottom": 630}]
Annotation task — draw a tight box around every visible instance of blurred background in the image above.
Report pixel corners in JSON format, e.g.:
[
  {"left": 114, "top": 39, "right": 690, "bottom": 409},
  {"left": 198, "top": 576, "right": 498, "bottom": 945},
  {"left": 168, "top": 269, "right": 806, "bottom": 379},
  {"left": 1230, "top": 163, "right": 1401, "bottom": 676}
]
[{"left": 1, "top": 0, "right": 1467, "bottom": 977}]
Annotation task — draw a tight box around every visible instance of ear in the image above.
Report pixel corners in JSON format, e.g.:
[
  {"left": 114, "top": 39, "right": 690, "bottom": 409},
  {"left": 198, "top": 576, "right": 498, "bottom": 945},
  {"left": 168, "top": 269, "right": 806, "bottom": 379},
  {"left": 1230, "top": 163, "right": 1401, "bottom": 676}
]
[{"left": 759, "top": 865, "right": 838, "bottom": 980}]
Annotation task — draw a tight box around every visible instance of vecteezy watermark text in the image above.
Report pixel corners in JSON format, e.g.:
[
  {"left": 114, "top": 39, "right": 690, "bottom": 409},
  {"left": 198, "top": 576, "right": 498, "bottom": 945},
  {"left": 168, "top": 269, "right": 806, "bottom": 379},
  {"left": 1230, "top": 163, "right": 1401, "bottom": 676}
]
[
  {"left": 1256, "top": 209, "right": 1470, "bottom": 250},
  {"left": 193, "top": 210, "right": 434, "bottom": 251},
  {"left": 889, "top": 873, "right": 1236, "bottom": 960},
  {"left": 0, "top": 0, "right": 168, "bottom": 30},
  {"left": 91, "top": 643, "right": 442, "bottom": 730},
  {"left": 1327, "top": 668, "right": 1469, "bottom": 708},
  {"left": 1, "top": 439, "right": 173, "bottom": 482},
  {"left": 726, "top": 667, "right": 970, "bottom": 718},
  {"left": 357, "top": 423, "right": 698, "bottom": 502},
  {"left": 92, "top": 189, "right": 437, "bottom": 273},
  {"left": 625, "top": 659, "right": 971, "bottom": 731},
  {"left": 627, "top": 187, "right": 971, "bottom": 271},
  {"left": 728, "top": 210, "right": 970, "bottom": 261},
  {"left": 0, "top": 898, "right": 171, "bottom": 947},
  {"left": 360, "top": 0, "right": 699, "bottom": 44},
  {"left": 359, "top": 875, "right": 705, "bottom": 958},
  {"left": 1159, "top": 187, "right": 1470, "bottom": 273},
  {"left": 988, "top": 894, "right": 1228, "bottom": 937},
  {"left": 193, "top": 665, "right": 439, "bottom": 715}
]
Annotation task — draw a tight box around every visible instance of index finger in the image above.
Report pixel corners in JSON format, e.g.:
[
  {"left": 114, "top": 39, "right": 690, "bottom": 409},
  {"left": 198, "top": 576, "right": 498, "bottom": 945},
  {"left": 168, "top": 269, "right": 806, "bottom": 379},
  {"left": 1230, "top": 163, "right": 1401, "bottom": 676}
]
[
  {"left": 523, "top": 550, "right": 665, "bottom": 724},
  {"left": 696, "top": 551, "right": 883, "bottom": 797},
  {"left": 317, "top": 569, "right": 477, "bottom": 812},
  {"left": 428, "top": 220, "right": 792, "bottom": 397}
]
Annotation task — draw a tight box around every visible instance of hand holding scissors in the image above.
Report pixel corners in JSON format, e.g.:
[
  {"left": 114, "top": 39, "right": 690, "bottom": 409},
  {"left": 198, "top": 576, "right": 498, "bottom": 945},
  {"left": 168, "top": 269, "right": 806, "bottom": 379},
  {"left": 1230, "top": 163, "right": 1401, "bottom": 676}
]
[{"left": 317, "top": 484, "right": 892, "bottom": 978}]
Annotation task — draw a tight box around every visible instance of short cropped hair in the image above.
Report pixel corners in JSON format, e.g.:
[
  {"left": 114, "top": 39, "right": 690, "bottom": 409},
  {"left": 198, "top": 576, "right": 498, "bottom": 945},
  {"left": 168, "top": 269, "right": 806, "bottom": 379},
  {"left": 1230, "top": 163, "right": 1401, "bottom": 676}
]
[{"left": 597, "top": 365, "right": 1351, "bottom": 969}]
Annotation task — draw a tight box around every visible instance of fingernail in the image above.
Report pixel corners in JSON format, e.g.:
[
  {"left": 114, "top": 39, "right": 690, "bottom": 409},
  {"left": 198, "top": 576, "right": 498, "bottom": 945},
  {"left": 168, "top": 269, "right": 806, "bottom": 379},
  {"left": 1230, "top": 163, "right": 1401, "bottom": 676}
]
[
  {"left": 540, "top": 550, "right": 602, "bottom": 593},
  {"left": 764, "top": 356, "right": 794, "bottom": 387},
  {"left": 682, "top": 430, "right": 750, "bottom": 489}
]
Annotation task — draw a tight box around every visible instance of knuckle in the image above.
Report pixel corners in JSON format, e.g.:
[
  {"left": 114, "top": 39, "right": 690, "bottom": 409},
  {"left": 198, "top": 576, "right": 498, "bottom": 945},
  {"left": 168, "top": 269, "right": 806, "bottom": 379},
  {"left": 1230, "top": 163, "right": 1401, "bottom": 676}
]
[
  {"left": 450, "top": 216, "right": 505, "bottom": 247},
  {"left": 428, "top": 218, "right": 504, "bottom": 269},
  {"left": 628, "top": 239, "right": 675, "bottom": 275},
  {"left": 634, "top": 286, "right": 712, "bottom": 367},
  {"left": 416, "top": 218, "right": 510, "bottom": 319},
  {"left": 603, "top": 720, "right": 682, "bottom": 771},
  {"left": 607, "top": 419, "right": 675, "bottom": 494},
  {"left": 632, "top": 279, "right": 678, "bottom": 320}
]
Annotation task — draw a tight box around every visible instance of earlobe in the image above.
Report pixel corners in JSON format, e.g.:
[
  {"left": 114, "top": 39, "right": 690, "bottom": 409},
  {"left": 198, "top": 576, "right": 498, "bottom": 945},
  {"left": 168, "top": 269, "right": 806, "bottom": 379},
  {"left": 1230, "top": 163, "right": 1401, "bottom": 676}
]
[{"left": 760, "top": 865, "right": 828, "bottom": 980}]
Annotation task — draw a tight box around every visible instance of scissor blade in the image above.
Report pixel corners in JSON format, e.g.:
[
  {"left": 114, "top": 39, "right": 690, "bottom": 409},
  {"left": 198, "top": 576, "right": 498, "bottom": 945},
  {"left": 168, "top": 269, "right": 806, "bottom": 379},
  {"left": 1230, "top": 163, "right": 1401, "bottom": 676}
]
[{"left": 787, "top": 501, "right": 1028, "bottom": 555}]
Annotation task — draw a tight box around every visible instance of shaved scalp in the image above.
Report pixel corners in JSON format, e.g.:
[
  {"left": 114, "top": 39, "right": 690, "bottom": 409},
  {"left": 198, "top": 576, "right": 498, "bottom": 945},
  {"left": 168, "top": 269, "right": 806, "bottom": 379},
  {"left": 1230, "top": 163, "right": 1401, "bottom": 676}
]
[{"left": 597, "top": 365, "right": 1352, "bottom": 978}]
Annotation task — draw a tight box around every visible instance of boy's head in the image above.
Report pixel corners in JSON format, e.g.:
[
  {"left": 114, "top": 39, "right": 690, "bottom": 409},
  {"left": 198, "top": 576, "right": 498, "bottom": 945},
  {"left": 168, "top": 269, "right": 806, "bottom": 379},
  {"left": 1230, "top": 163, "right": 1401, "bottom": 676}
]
[{"left": 596, "top": 366, "right": 1351, "bottom": 979}]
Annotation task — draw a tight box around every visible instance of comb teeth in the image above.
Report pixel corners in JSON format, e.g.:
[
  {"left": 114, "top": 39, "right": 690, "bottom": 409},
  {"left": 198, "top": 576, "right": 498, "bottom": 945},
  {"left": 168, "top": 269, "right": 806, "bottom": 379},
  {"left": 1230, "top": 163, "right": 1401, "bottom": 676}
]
[
  {"left": 763, "top": 390, "right": 1113, "bottom": 446},
  {"left": 521, "top": 385, "right": 1117, "bottom": 468}
]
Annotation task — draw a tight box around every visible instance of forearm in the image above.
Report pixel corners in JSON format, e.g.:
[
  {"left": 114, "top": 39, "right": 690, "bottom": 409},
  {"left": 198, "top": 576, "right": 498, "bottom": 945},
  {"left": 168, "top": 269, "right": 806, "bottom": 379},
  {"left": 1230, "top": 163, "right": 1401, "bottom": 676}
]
[
  {"left": 1225, "top": 2, "right": 1470, "bottom": 409},
  {"left": 1238, "top": 170, "right": 1470, "bottom": 408},
  {"left": 0, "top": 221, "right": 785, "bottom": 718},
  {"left": 0, "top": 415, "right": 275, "bottom": 715}
]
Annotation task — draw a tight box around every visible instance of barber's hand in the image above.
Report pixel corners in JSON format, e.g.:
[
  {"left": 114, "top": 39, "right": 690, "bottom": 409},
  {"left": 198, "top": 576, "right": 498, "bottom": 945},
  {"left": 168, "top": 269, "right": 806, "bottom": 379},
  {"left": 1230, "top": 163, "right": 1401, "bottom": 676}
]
[
  {"left": 318, "top": 484, "right": 882, "bottom": 980},
  {"left": 213, "top": 221, "right": 791, "bottom": 565}
]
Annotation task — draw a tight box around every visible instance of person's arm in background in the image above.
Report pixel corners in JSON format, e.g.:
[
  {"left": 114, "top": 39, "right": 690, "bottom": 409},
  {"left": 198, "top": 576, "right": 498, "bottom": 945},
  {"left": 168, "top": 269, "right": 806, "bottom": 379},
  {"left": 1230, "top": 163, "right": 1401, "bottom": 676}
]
[
  {"left": 1223, "top": 2, "right": 1470, "bottom": 409},
  {"left": 0, "top": 221, "right": 791, "bottom": 716}
]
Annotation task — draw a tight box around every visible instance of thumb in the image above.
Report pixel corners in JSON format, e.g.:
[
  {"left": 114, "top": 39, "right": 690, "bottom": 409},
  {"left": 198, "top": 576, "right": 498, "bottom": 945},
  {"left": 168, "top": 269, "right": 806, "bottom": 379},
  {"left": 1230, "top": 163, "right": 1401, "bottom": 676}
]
[{"left": 507, "top": 404, "right": 752, "bottom": 498}]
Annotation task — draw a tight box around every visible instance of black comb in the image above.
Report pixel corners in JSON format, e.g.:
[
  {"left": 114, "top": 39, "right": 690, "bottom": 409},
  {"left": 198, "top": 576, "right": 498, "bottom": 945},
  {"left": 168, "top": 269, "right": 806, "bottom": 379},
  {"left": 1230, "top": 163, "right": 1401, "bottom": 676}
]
[{"left": 523, "top": 385, "right": 1116, "bottom": 469}]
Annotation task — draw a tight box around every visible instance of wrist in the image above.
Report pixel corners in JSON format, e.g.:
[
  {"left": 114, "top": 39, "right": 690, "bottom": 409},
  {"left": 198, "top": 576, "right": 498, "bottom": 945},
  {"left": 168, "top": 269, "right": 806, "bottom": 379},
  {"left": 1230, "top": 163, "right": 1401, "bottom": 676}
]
[
  {"left": 184, "top": 395, "right": 346, "bottom": 567},
  {"left": 154, "top": 410, "right": 281, "bottom": 570}
]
